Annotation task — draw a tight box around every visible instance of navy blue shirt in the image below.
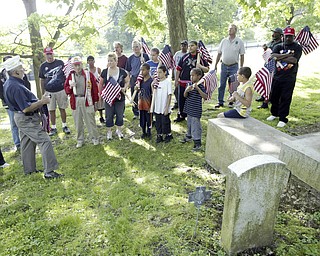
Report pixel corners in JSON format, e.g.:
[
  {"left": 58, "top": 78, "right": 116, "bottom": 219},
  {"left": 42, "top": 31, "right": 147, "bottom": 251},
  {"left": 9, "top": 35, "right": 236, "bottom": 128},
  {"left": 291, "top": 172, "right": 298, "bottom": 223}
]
[
  {"left": 125, "top": 53, "right": 149, "bottom": 77},
  {"left": 3, "top": 76, "right": 38, "bottom": 112},
  {"left": 39, "top": 59, "right": 65, "bottom": 91},
  {"left": 184, "top": 83, "right": 206, "bottom": 118}
]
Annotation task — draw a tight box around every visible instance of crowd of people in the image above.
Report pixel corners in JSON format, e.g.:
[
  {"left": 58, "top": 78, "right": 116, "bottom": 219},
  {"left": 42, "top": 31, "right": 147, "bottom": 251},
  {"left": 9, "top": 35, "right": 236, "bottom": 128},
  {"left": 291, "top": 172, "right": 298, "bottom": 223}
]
[{"left": 0, "top": 23, "right": 303, "bottom": 178}]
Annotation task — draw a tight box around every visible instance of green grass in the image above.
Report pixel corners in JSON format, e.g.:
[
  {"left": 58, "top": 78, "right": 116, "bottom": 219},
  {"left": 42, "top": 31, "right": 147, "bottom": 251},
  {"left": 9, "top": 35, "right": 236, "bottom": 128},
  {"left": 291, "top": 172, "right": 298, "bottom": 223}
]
[{"left": 0, "top": 68, "right": 319, "bottom": 255}]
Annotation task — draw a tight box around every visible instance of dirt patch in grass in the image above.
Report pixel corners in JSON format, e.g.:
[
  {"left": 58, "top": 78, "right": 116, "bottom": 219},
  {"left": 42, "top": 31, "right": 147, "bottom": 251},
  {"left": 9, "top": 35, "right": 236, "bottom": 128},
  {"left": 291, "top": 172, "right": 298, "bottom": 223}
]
[{"left": 287, "top": 122, "right": 320, "bottom": 136}]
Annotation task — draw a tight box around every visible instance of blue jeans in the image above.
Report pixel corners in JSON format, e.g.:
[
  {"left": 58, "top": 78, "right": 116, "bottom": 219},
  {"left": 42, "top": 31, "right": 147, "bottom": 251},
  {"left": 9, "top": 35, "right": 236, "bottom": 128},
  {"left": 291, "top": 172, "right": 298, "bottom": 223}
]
[
  {"left": 7, "top": 109, "right": 20, "bottom": 148},
  {"left": 218, "top": 63, "right": 238, "bottom": 105}
]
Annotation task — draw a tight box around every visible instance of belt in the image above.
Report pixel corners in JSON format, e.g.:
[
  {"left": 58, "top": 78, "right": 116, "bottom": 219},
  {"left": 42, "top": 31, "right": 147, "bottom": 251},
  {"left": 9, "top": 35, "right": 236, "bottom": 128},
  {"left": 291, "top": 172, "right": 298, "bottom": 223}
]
[
  {"left": 75, "top": 95, "right": 85, "bottom": 97},
  {"left": 222, "top": 62, "right": 237, "bottom": 67},
  {"left": 18, "top": 110, "right": 39, "bottom": 116}
]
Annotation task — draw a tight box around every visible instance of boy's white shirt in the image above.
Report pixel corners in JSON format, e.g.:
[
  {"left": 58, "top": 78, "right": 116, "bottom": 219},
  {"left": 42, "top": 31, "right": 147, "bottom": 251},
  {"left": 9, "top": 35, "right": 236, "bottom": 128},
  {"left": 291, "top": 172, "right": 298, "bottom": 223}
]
[{"left": 154, "top": 78, "right": 172, "bottom": 114}]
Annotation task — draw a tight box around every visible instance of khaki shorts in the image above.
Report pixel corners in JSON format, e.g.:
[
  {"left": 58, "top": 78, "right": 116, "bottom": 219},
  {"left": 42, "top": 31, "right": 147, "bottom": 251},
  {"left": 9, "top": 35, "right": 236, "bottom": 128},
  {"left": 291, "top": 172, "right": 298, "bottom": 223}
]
[{"left": 48, "top": 90, "right": 68, "bottom": 111}]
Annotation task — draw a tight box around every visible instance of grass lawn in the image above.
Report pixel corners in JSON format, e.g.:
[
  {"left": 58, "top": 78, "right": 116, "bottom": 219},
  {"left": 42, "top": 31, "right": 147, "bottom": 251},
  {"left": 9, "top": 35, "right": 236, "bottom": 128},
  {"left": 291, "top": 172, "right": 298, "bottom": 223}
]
[{"left": 0, "top": 47, "right": 319, "bottom": 255}]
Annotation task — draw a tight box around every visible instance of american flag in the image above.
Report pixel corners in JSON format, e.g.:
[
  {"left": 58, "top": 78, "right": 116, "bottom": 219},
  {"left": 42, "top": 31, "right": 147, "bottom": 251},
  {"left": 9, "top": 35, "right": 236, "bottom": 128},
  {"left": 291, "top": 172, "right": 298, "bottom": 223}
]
[
  {"left": 152, "top": 71, "right": 160, "bottom": 88},
  {"left": 158, "top": 45, "right": 174, "bottom": 70},
  {"left": 228, "top": 73, "right": 240, "bottom": 94},
  {"left": 295, "top": 26, "right": 319, "bottom": 55},
  {"left": 63, "top": 57, "right": 74, "bottom": 77},
  {"left": 135, "top": 71, "right": 144, "bottom": 86},
  {"left": 141, "top": 37, "right": 151, "bottom": 55},
  {"left": 101, "top": 77, "right": 121, "bottom": 106},
  {"left": 198, "top": 40, "right": 213, "bottom": 64},
  {"left": 202, "top": 69, "right": 218, "bottom": 100},
  {"left": 254, "top": 58, "right": 276, "bottom": 100}
]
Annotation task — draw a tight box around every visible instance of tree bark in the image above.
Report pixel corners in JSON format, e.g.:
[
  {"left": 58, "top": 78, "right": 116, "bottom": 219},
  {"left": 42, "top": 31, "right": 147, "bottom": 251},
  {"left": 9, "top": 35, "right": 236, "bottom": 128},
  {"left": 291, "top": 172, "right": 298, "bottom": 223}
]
[
  {"left": 166, "top": 0, "right": 187, "bottom": 54},
  {"left": 22, "top": 0, "right": 44, "bottom": 98}
]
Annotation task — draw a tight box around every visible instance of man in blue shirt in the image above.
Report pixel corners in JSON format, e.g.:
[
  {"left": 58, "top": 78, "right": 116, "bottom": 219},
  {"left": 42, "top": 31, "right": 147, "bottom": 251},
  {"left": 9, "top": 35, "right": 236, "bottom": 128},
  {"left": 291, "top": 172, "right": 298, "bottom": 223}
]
[{"left": 3, "top": 55, "right": 63, "bottom": 179}]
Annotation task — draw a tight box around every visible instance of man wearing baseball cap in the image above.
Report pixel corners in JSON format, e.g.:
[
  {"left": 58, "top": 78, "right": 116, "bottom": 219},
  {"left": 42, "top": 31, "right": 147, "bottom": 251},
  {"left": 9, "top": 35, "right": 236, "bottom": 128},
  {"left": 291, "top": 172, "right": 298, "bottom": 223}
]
[
  {"left": 266, "top": 26, "right": 302, "bottom": 127},
  {"left": 3, "top": 55, "right": 63, "bottom": 178},
  {"left": 39, "top": 47, "right": 71, "bottom": 136},
  {"left": 257, "top": 27, "right": 284, "bottom": 108}
]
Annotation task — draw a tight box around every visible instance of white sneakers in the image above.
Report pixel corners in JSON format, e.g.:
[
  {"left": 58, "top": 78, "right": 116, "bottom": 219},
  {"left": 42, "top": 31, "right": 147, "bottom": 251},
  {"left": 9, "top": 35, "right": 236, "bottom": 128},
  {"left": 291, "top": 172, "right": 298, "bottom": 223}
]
[
  {"left": 277, "top": 121, "right": 286, "bottom": 128},
  {"left": 107, "top": 130, "right": 112, "bottom": 140},
  {"left": 93, "top": 139, "right": 99, "bottom": 146},
  {"left": 266, "top": 115, "right": 287, "bottom": 127},
  {"left": 116, "top": 129, "right": 124, "bottom": 139},
  {"left": 76, "top": 142, "right": 83, "bottom": 148},
  {"left": 266, "top": 115, "right": 277, "bottom": 121},
  {"left": 0, "top": 163, "right": 10, "bottom": 168}
]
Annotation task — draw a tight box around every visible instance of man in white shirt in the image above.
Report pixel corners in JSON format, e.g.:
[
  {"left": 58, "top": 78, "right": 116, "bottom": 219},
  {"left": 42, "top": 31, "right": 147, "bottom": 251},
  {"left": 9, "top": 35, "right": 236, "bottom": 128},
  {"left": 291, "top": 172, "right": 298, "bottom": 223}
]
[{"left": 214, "top": 24, "right": 245, "bottom": 108}]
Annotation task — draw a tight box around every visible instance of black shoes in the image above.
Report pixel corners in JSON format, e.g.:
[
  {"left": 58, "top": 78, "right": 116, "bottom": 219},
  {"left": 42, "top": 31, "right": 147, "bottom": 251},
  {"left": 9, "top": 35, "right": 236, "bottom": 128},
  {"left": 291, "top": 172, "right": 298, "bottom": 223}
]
[
  {"left": 44, "top": 171, "right": 64, "bottom": 179},
  {"left": 214, "top": 103, "right": 224, "bottom": 109},
  {"left": 257, "top": 102, "right": 268, "bottom": 109},
  {"left": 180, "top": 136, "right": 192, "bottom": 143},
  {"left": 49, "top": 128, "right": 58, "bottom": 136},
  {"left": 63, "top": 126, "right": 71, "bottom": 134},
  {"left": 174, "top": 117, "right": 185, "bottom": 122},
  {"left": 164, "top": 134, "right": 173, "bottom": 143},
  {"left": 99, "top": 117, "right": 105, "bottom": 124},
  {"left": 228, "top": 102, "right": 234, "bottom": 108},
  {"left": 25, "top": 169, "right": 43, "bottom": 175},
  {"left": 156, "top": 135, "right": 163, "bottom": 143}
]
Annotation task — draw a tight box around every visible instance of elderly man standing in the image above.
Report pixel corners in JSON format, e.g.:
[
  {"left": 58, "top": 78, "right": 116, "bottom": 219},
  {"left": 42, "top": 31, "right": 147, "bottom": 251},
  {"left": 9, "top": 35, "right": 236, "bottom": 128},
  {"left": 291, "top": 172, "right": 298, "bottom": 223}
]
[
  {"left": 3, "top": 55, "right": 63, "bottom": 178},
  {"left": 214, "top": 24, "right": 245, "bottom": 108},
  {"left": 64, "top": 56, "right": 100, "bottom": 148},
  {"left": 39, "top": 47, "right": 70, "bottom": 136}
]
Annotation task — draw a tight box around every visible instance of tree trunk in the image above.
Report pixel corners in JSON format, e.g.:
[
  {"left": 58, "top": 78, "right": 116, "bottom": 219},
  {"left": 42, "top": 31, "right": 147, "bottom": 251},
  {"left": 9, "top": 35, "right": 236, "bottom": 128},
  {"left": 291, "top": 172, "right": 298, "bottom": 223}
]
[
  {"left": 166, "top": 0, "right": 187, "bottom": 54},
  {"left": 22, "top": 0, "right": 44, "bottom": 98}
]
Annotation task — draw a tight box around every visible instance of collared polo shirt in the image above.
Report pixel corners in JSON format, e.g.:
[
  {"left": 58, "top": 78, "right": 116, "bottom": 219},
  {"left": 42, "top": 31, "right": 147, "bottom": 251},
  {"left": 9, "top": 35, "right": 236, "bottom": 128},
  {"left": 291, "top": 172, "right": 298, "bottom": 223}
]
[{"left": 218, "top": 36, "right": 245, "bottom": 65}]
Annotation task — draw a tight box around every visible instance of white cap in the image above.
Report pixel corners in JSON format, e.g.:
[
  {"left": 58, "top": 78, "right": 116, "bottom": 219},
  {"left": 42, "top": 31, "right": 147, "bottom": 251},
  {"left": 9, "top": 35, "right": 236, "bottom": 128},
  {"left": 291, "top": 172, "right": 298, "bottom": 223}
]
[{"left": 2, "top": 55, "right": 22, "bottom": 71}]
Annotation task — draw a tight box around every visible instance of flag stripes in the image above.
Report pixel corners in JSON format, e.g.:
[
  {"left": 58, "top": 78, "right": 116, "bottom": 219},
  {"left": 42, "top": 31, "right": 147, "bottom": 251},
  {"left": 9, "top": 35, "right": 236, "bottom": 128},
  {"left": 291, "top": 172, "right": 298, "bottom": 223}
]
[
  {"left": 198, "top": 40, "right": 213, "bottom": 64},
  {"left": 158, "top": 45, "right": 174, "bottom": 70},
  {"left": 101, "top": 77, "right": 121, "bottom": 106},
  {"left": 254, "top": 58, "right": 276, "bottom": 100},
  {"left": 203, "top": 69, "right": 218, "bottom": 100},
  {"left": 141, "top": 37, "right": 151, "bottom": 55},
  {"left": 295, "top": 26, "right": 319, "bottom": 55}
]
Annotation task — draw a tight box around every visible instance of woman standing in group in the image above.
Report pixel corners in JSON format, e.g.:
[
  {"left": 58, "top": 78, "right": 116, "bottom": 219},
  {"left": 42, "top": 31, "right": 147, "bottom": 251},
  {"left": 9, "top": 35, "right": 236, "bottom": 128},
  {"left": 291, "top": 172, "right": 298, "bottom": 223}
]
[{"left": 99, "top": 52, "right": 129, "bottom": 140}]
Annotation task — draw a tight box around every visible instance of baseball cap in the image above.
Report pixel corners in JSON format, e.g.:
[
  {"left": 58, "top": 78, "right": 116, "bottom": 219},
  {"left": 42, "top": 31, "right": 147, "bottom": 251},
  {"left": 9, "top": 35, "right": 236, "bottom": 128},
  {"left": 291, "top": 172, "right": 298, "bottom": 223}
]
[
  {"left": 87, "top": 55, "right": 94, "bottom": 61},
  {"left": 283, "top": 27, "right": 295, "bottom": 36},
  {"left": 180, "top": 40, "right": 188, "bottom": 45},
  {"left": 44, "top": 47, "right": 54, "bottom": 54},
  {"left": 2, "top": 55, "right": 22, "bottom": 71},
  {"left": 271, "top": 28, "right": 283, "bottom": 35},
  {"left": 71, "top": 56, "right": 82, "bottom": 64}
]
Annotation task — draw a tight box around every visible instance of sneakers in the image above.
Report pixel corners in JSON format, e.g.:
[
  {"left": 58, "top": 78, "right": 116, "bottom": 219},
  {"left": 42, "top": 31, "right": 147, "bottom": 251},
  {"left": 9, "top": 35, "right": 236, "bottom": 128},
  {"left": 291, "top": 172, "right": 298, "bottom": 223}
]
[
  {"left": 93, "top": 139, "right": 99, "bottom": 146},
  {"left": 0, "top": 163, "right": 10, "bottom": 168},
  {"left": 277, "top": 121, "right": 286, "bottom": 128},
  {"left": 228, "top": 102, "right": 234, "bottom": 108},
  {"left": 76, "top": 142, "right": 83, "bottom": 148},
  {"left": 156, "top": 135, "right": 163, "bottom": 143},
  {"left": 180, "top": 136, "right": 192, "bottom": 143},
  {"left": 62, "top": 126, "right": 71, "bottom": 134},
  {"left": 255, "top": 96, "right": 265, "bottom": 102},
  {"left": 107, "top": 130, "right": 112, "bottom": 140},
  {"left": 133, "top": 115, "right": 139, "bottom": 120},
  {"left": 49, "top": 128, "right": 58, "bottom": 136},
  {"left": 173, "top": 117, "right": 185, "bottom": 122},
  {"left": 99, "top": 117, "right": 105, "bottom": 124},
  {"left": 116, "top": 129, "right": 124, "bottom": 139},
  {"left": 164, "top": 134, "right": 173, "bottom": 143},
  {"left": 192, "top": 145, "right": 202, "bottom": 152},
  {"left": 266, "top": 115, "right": 277, "bottom": 121},
  {"left": 214, "top": 103, "right": 224, "bottom": 109},
  {"left": 44, "top": 171, "right": 64, "bottom": 179},
  {"left": 257, "top": 102, "right": 268, "bottom": 109}
]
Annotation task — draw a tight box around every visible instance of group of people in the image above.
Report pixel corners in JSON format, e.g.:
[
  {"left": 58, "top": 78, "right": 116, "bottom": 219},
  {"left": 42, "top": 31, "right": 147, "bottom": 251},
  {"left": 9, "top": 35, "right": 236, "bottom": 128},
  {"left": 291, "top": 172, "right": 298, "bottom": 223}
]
[{"left": 0, "top": 23, "right": 303, "bottom": 177}]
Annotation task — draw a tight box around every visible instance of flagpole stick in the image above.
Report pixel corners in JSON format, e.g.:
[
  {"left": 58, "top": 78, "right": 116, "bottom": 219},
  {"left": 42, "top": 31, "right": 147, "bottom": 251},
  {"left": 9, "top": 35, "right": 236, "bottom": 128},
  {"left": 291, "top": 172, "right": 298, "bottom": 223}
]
[{"left": 71, "top": 73, "right": 76, "bottom": 95}]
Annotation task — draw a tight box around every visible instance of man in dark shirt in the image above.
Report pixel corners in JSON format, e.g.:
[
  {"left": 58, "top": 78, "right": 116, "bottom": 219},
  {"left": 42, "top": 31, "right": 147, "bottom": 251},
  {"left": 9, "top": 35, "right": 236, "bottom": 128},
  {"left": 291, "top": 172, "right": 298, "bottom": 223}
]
[
  {"left": 175, "top": 40, "right": 209, "bottom": 122},
  {"left": 266, "top": 27, "right": 302, "bottom": 128},
  {"left": 125, "top": 40, "right": 149, "bottom": 119},
  {"left": 3, "top": 55, "right": 63, "bottom": 178},
  {"left": 257, "top": 27, "right": 283, "bottom": 108},
  {"left": 0, "top": 56, "right": 31, "bottom": 150},
  {"left": 39, "top": 47, "right": 70, "bottom": 136}
]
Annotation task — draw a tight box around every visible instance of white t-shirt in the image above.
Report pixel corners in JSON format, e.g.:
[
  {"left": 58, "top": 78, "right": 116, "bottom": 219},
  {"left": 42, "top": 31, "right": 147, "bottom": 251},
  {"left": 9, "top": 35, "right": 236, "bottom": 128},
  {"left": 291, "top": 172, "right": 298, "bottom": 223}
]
[
  {"left": 154, "top": 79, "right": 172, "bottom": 114},
  {"left": 218, "top": 36, "right": 245, "bottom": 65}
]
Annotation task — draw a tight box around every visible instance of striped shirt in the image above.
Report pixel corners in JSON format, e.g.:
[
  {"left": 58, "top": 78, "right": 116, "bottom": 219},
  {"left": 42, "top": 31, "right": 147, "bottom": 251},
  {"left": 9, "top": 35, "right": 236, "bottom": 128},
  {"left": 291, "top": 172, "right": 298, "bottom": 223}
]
[{"left": 184, "top": 83, "right": 206, "bottom": 118}]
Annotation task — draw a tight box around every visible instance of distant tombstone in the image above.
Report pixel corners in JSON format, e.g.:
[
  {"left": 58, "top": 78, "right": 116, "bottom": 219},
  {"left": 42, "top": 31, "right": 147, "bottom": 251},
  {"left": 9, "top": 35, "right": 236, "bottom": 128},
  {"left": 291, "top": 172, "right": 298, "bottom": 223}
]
[{"left": 221, "top": 155, "right": 290, "bottom": 255}]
